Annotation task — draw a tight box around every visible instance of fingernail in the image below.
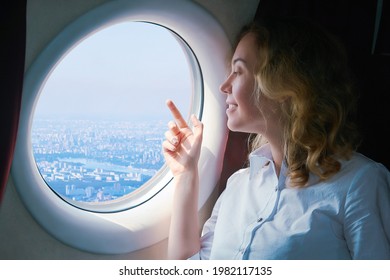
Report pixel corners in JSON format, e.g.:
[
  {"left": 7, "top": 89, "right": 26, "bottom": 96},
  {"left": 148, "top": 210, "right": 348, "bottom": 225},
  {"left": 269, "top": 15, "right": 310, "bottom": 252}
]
[{"left": 172, "top": 137, "right": 178, "bottom": 145}]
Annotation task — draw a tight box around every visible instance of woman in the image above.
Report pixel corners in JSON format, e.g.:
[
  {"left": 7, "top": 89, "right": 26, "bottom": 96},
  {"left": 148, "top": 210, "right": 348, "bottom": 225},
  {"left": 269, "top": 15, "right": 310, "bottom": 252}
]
[{"left": 162, "top": 17, "right": 390, "bottom": 259}]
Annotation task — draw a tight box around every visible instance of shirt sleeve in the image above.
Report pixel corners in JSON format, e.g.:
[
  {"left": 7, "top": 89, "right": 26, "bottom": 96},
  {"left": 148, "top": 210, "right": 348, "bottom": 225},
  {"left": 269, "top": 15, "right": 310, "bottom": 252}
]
[
  {"left": 186, "top": 191, "right": 225, "bottom": 260},
  {"left": 344, "top": 162, "right": 390, "bottom": 259}
]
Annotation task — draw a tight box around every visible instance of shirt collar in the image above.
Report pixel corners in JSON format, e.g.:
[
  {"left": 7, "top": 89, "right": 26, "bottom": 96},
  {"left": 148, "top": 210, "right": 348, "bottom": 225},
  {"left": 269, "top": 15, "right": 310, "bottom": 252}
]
[
  {"left": 249, "top": 144, "right": 274, "bottom": 179},
  {"left": 249, "top": 144, "right": 288, "bottom": 189}
]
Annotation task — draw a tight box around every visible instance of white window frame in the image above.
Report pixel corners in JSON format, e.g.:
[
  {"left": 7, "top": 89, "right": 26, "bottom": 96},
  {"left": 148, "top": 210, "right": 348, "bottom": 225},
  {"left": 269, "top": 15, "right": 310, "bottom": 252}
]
[{"left": 12, "top": 0, "right": 229, "bottom": 254}]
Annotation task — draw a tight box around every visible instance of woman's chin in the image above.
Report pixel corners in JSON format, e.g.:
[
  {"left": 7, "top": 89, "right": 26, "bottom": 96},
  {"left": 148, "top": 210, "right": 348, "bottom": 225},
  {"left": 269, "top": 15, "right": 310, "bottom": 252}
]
[{"left": 226, "top": 120, "right": 240, "bottom": 132}]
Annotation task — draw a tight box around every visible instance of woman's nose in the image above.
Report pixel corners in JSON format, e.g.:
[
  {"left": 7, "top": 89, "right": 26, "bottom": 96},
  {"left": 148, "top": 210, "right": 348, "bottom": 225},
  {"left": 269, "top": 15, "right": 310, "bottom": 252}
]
[{"left": 219, "top": 77, "right": 231, "bottom": 95}]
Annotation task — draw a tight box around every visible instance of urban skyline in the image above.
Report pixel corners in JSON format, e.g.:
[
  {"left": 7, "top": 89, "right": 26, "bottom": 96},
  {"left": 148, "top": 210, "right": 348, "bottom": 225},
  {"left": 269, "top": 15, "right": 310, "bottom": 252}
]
[{"left": 32, "top": 118, "right": 168, "bottom": 203}]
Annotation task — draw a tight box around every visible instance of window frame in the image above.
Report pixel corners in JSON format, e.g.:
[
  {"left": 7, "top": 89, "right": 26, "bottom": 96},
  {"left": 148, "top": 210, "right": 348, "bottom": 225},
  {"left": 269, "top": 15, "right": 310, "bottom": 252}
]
[
  {"left": 31, "top": 21, "right": 203, "bottom": 214},
  {"left": 12, "top": 0, "right": 230, "bottom": 254}
]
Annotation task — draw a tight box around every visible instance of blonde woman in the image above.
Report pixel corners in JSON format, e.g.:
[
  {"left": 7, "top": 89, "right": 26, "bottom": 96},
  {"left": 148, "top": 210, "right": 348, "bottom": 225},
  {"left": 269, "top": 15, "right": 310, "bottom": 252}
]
[{"left": 163, "top": 17, "right": 390, "bottom": 259}]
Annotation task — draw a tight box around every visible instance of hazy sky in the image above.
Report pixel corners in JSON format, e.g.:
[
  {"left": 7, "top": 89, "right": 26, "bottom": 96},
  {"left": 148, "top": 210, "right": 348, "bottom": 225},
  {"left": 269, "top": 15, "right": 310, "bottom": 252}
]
[{"left": 34, "top": 22, "right": 193, "bottom": 121}]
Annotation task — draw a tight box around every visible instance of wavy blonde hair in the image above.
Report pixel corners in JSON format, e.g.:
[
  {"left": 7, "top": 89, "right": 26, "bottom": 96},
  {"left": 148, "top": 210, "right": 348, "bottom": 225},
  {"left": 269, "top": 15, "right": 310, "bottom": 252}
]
[{"left": 236, "top": 18, "right": 361, "bottom": 187}]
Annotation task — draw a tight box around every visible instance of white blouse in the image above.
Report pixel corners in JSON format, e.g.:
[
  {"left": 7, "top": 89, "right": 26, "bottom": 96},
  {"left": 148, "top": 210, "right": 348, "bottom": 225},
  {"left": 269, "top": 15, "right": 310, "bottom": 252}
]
[{"left": 191, "top": 144, "right": 390, "bottom": 259}]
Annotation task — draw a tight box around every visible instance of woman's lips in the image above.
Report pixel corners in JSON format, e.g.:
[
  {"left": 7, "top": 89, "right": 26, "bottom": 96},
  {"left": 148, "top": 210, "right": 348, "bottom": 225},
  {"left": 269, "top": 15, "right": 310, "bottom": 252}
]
[{"left": 226, "top": 103, "right": 238, "bottom": 113}]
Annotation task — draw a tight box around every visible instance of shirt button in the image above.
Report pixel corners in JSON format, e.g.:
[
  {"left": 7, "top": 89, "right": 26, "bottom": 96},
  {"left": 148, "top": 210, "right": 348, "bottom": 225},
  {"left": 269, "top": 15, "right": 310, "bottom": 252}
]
[{"left": 257, "top": 217, "right": 263, "bottom": 223}]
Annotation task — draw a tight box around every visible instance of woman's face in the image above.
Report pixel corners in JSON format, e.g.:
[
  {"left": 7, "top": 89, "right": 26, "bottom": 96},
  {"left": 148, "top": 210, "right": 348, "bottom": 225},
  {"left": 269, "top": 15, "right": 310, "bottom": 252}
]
[{"left": 220, "top": 32, "right": 283, "bottom": 138}]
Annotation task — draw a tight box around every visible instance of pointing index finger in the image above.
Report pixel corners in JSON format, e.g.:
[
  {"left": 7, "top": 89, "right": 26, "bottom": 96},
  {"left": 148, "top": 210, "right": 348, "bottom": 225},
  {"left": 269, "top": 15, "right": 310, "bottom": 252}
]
[{"left": 166, "top": 99, "right": 188, "bottom": 128}]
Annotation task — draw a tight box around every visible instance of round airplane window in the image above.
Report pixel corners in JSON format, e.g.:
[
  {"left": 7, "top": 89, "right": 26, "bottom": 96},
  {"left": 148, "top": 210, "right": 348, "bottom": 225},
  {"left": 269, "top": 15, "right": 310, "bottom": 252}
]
[
  {"left": 31, "top": 22, "right": 202, "bottom": 212},
  {"left": 12, "top": 0, "right": 228, "bottom": 254}
]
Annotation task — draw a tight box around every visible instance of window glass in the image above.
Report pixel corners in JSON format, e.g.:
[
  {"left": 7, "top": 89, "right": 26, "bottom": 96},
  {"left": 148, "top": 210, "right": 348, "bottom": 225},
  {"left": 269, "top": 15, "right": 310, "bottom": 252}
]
[{"left": 32, "top": 22, "right": 192, "bottom": 204}]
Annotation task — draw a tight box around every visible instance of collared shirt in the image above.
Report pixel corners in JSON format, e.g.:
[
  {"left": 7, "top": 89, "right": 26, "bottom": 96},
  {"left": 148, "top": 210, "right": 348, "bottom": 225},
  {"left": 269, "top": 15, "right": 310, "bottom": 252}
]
[{"left": 190, "top": 144, "right": 390, "bottom": 259}]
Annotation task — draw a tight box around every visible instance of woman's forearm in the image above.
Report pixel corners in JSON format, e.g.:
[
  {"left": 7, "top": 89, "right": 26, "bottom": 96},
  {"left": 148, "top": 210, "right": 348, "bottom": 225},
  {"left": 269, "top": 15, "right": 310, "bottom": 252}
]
[{"left": 167, "top": 170, "right": 201, "bottom": 259}]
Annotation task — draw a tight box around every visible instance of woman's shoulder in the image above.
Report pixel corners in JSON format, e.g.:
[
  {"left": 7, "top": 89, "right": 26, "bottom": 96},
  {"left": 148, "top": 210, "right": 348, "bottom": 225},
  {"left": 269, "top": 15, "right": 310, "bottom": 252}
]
[
  {"left": 341, "top": 152, "right": 389, "bottom": 175},
  {"left": 337, "top": 152, "right": 390, "bottom": 195},
  {"left": 313, "top": 152, "right": 390, "bottom": 194}
]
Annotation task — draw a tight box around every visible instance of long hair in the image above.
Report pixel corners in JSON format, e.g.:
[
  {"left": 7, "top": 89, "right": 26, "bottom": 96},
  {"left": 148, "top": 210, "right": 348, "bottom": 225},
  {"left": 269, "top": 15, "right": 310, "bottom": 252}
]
[{"left": 236, "top": 18, "right": 361, "bottom": 187}]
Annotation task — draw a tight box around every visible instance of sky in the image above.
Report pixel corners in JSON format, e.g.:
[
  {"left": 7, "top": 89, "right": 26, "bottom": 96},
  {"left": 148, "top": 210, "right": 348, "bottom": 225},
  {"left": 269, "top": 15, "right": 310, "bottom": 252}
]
[{"left": 34, "top": 22, "right": 193, "bottom": 122}]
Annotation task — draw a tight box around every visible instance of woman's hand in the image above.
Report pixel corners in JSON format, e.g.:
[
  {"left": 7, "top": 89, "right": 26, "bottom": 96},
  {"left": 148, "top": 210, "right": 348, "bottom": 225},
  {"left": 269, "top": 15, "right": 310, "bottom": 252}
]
[
  {"left": 163, "top": 99, "right": 203, "bottom": 259},
  {"left": 162, "top": 99, "right": 203, "bottom": 177}
]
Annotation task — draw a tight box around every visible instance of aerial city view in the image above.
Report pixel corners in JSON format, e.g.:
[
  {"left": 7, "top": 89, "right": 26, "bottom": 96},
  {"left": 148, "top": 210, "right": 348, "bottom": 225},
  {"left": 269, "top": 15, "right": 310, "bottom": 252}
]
[
  {"left": 31, "top": 22, "right": 192, "bottom": 204},
  {"left": 32, "top": 118, "right": 167, "bottom": 203}
]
